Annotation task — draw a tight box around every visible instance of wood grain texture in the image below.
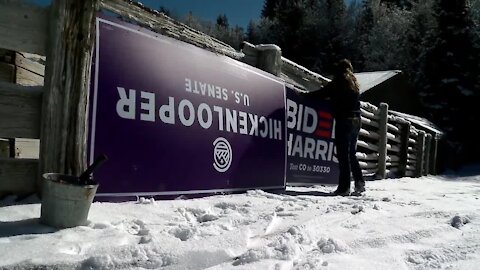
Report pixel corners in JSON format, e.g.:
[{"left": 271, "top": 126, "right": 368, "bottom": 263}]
[
  {"left": 0, "top": 158, "right": 37, "bottom": 194},
  {"left": 15, "top": 52, "right": 45, "bottom": 76},
  {"left": 16, "top": 66, "right": 44, "bottom": 86},
  {"left": 0, "top": 0, "right": 48, "bottom": 55},
  {"left": 376, "top": 103, "right": 389, "bottom": 179},
  {"left": 0, "top": 82, "right": 42, "bottom": 138},
  {"left": 39, "top": 0, "right": 98, "bottom": 192}
]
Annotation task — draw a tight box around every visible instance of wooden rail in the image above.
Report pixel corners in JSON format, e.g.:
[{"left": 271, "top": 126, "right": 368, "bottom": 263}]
[
  {"left": 0, "top": 0, "right": 48, "bottom": 55},
  {"left": 0, "top": 82, "right": 42, "bottom": 138}
]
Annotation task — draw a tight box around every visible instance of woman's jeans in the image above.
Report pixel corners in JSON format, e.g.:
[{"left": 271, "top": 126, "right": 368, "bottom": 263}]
[{"left": 335, "top": 117, "right": 365, "bottom": 192}]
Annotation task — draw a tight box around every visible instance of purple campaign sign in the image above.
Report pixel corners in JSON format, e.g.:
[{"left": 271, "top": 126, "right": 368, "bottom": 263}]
[
  {"left": 89, "top": 16, "right": 286, "bottom": 197},
  {"left": 285, "top": 87, "right": 339, "bottom": 185}
]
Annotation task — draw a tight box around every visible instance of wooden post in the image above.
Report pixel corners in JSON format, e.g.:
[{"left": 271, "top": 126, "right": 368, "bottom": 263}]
[
  {"left": 255, "top": 44, "right": 282, "bottom": 76},
  {"left": 241, "top": 42, "right": 258, "bottom": 67},
  {"left": 424, "top": 134, "right": 432, "bottom": 176},
  {"left": 8, "top": 138, "right": 15, "bottom": 158},
  {"left": 398, "top": 120, "right": 411, "bottom": 177},
  {"left": 430, "top": 137, "right": 439, "bottom": 175},
  {"left": 376, "top": 103, "right": 389, "bottom": 179},
  {"left": 415, "top": 131, "right": 426, "bottom": 177},
  {"left": 38, "top": 0, "right": 98, "bottom": 192}
]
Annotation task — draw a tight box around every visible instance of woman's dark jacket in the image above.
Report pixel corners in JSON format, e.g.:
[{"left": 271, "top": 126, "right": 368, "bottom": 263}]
[{"left": 310, "top": 79, "right": 361, "bottom": 121}]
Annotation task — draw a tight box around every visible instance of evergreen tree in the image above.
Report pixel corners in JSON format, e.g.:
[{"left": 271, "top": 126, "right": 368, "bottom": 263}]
[
  {"left": 381, "top": 0, "right": 412, "bottom": 9},
  {"left": 422, "top": 0, "right": 480, "bottom": 164},
  {"left": 216, "top": 14, "right": 229, "bottom": 28},
  {"left": 362, "top": 4, "right": 410, "bottom": 71},
  {"left": 355, "top": 0, "right": 376, "bottom": 70},
  {"left": 405, "top": 0, "right": 436, "bottom": 103},
  {"left": 246, "top": 20, "right": 257, "bottom": 42},
  {"left": 182, "top": 12, "right": 244, "bottom": 50},
  {"left": 266, "top": 0, "right": 308, "bottom": 64},
  {"left": 261, "top": 0, "right": 277, "bottom": 19},
  {"left": 323, "top": 0, "right": 348, "bottom": 73},
  {"left": 159, "top": 6, "right": 171, "bottom": 17}
]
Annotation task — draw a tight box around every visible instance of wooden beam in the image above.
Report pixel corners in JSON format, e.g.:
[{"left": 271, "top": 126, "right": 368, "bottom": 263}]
[
  {"left": 361, "top": 117, "right": 380, "bottom": 129},
  {"left": 16, "top": 66, "right": 44, "bottom": 86},
  {"left": 39, "top": 0, "right": 98, "bottom": 192},
  {"left": 0, "top": 82, "right": 42, "bottom": 138},
  {"left": 0, "top": 158, "right": 38, "bottom": 194},
  {"left": 15, "top": 52, "right": 46, "bottom": 77},
  {"left": 429, "top": 137, "right": 439, "bottom": 175},
  {"left": 424, "top": 134, "right": 432, "bottom": 176},
  {"left": 15, "top": 138, "right": 40, "bottom": 159},
  {"left": 398, "top": 121, "right": 411, "bottom": 177},
  {"left": 415, "top": 131, "right": 426, "bottom": 177},
  {"left": 0, "top": 0, "right": 48, "bottom": 55}
]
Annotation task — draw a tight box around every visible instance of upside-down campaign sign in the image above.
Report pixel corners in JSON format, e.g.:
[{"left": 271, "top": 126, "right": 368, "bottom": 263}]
[
  {"left": 285, "top": 87, "right": 339, "bottom": 185},
  {"left": 88, "top": 15, "right": 286, "bottom": 197}
]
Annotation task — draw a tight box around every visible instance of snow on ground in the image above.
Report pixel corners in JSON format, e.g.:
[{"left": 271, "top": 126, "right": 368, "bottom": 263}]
[{"left": 1, "top": 166, "right": 480, "bottom": 270}]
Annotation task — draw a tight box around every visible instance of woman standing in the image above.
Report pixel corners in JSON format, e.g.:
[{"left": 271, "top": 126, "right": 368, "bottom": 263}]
[{"left": 309, "top": 59, "right": 365, "bottom": 195}]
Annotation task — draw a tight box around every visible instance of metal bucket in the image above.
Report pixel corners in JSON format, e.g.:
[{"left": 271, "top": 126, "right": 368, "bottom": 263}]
[{"left": 40, "top": 173, "right": 98, "bottom": 228}]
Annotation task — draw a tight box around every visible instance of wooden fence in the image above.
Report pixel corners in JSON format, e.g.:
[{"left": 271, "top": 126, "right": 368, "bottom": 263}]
[
  {"left": 356, "top": 102, "right": 441, "bottom": 180},
  {"left": 0, "top": 0, "right": 442, "bottom": 196}
]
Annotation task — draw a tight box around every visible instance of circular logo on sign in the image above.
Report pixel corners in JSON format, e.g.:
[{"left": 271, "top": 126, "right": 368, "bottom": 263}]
[{"left": 213, "top": 137, "right": 232, "bottom": 173}]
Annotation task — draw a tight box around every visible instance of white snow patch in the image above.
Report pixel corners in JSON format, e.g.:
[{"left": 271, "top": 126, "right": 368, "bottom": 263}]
[{"left": 1, "top": 168, "right": 480, "bottom": 269}]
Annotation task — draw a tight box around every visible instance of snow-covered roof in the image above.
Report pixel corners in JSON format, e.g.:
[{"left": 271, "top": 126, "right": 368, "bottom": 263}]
[
  {"left": 390, "top": 110, "right": 444, "bottom": 138},
  {"left": 355, "top": 70, "right": 401, "bottom": 94}
]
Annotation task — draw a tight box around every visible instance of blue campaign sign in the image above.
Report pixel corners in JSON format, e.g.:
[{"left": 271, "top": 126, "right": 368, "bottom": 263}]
[{"left": 285, "top": 87, "right": 339, "bottom": 185}]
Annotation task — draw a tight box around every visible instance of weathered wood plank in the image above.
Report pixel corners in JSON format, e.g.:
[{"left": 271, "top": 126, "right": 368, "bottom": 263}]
[
  {"left": 360, "top": 108, "right": 379, "bottom": 120},
  {"left": 15, "top": 52, "right": 45, "bottom": 76},
  {"left": 386, "top": 162, "right": 400, "bottom": 167},
  {"left": 359, "top": 128, "right": 380, "bottom": 140},
  {"left": 387, "top": 114, "right": 409, "bottom": 125},
  {"left": 39, "top": 0, "right": 98, "bottom": 192},
  {"left": 387, "top": 123, "right": 400, "bottom": 133},
  {"left": 16, "top": 66, "right": 44, "bottom": 86},
  {"left": 358, "top": 140, "right": 379, "bottom": 152},
  {"left": 360, "top": 101, "right": 378, "bottom": 113},
  {"left": 423, "top": 134, "right": 432, "bottom": 176},
  {"left": 415, "top": 131, "right": 426, "bottom": 177},
  {"left": 14, "top": 138, "right": 40, "bottom": 159},
  {"left": 0, "top": 82, "right": 42, "bottom": 138},
  {"left": 0, "top": 0, "right": 48, "bottom": 55},
  {"left": 361, "top": 116, "right": 379, "bottom": 128},
  {"left": 387, "top": 155, "right": 400, "bottom": 162},
  {"left": 387, "top": 132, "right": 401, "bottom": 144},
  {"left": 397, "top": 121, "right": 411, "bottom": 177},
  {"left": 0, "top": 158, "right": 38, "bottom": 194},
  {"left": 387, "top": 143, "right": 401, "bottom": 153},
  {"left": 362, "top": 168, "right": 377, "bottom": 175},
  {"left": 356, "top": 152, "right": 379, "bottom": 161},
  {"left": 376, "top": 103, "right": 389, "bottom": 179},
  {"left": 359, "top": 161, "right": 377, "bottom": 169}
]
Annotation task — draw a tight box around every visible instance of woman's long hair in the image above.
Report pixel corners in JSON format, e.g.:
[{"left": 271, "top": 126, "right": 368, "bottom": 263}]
[{"left": 333, "top": 59, "right": 360, "bottom": 93}]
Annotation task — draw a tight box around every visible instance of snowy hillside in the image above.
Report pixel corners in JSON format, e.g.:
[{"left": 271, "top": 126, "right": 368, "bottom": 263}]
[{"left": 1, "top": 167, "right": 480, "bottom": 270}]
